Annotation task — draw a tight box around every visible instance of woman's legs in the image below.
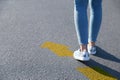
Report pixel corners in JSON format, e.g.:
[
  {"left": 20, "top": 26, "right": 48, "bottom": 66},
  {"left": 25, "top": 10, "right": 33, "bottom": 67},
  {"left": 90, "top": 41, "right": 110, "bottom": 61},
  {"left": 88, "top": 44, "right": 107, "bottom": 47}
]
[
  {"left": 74, "top": 0, "right": 89, "bottom": 51},
  {"left": 74, "top": 0, "right": 102, "bottom": 61},
  {"left": 74, "top": 0, "right": 102, "bottom": 51},
  {"left": 88, "top": 0, "right": 102, "bottom": 46}
]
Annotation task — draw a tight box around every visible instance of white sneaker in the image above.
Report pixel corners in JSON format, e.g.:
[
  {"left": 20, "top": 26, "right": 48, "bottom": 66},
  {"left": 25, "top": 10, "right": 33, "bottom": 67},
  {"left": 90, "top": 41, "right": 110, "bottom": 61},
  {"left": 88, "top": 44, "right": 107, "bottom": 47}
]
[
  {"left": 73, "top": 49, "right": 90, "bottom": 61},
  {"left": 88, "top": 46, "right": 96, "bottom": 55}
]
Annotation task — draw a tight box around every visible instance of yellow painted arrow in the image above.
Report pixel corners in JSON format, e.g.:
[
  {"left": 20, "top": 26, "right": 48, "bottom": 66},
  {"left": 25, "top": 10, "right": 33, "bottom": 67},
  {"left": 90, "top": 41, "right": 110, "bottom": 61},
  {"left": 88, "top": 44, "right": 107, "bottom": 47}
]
[
  {"left": 40, "top": 41, "right": 117, "bottom": 80},
  {"left": 76, "top": 67, "right": 117, "bottom": 80},
  {"left": 40, "top": 41, "right": 73, "bottom": 57}
]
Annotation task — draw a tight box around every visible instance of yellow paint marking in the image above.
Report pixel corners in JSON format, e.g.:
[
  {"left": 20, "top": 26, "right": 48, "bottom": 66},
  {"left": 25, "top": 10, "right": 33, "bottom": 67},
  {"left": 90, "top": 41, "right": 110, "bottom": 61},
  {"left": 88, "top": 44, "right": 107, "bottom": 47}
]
[
  {"left": 40, "top": 41, "right": 73, "bottom": 57},
  {"left": 41, "top": 41, "right": 117, "bottom": 80},
  {"left": 76, "top": 67, "right": 117, "bottom": 80}
]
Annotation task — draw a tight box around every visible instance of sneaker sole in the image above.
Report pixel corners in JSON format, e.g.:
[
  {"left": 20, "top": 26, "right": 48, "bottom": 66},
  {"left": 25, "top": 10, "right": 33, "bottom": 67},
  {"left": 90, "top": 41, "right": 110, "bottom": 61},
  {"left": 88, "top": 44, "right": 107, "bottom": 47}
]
[{"left": 73, "top": 54, "right": 90, "bottom": 61}]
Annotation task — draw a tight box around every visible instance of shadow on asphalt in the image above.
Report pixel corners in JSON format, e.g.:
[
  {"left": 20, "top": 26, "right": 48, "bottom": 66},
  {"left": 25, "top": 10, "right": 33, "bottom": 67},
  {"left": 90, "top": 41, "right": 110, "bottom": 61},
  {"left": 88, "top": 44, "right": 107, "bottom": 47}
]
[
  {"left": 95, "top": 46, "right": 120, "bottom": 63},
  {"left": 81, "top": 59, "right": 120, "bottom": 79},
  {"left": 78, "top": 47, "right": 120, "bottom": 79}
]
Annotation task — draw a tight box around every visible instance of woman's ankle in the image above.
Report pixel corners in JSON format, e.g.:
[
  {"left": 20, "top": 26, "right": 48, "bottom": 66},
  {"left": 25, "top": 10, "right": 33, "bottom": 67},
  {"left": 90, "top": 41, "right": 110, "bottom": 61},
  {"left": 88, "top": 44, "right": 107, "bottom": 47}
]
[
  {"left": 80, "top": 45, "right": 87, "bottom": 52},
  {"left": 88, "top": 42, "right": 95, "bottom": 47}
]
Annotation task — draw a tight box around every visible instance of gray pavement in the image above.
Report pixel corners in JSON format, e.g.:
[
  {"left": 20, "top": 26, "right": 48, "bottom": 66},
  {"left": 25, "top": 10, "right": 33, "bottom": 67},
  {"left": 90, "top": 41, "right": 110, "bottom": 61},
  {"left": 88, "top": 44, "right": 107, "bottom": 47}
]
[{"left": 0, "top": 0, "right": 120, "bottom": 80}]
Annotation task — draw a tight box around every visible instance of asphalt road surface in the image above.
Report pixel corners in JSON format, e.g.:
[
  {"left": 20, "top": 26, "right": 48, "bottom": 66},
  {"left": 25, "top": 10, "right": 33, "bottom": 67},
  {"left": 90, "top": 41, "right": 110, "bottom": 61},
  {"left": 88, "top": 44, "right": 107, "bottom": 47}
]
[{"left": 0, "top": 0, "right": 120, "bottom": 80}]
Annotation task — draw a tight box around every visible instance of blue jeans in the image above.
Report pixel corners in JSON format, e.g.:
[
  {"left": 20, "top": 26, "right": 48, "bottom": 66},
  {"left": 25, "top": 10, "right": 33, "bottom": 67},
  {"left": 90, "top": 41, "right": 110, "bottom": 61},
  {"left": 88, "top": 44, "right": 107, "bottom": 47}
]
[{"left": 74, "top": 0, "right": 102, "bottom": 45}]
